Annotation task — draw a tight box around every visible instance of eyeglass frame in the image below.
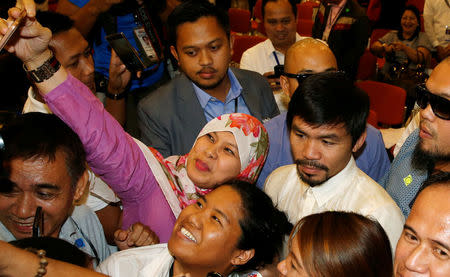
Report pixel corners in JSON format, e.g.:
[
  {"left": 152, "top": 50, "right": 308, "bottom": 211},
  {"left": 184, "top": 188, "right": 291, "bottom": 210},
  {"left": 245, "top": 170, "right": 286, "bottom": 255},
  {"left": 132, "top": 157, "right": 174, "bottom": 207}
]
[
  {"left": 415, "top": 84, "right": 450, "bottom": 120},
  {"left": 281, "top": 72, "right": 315, "bottom": 84},
  {"left": 281, "top": 70, "right": 344, "bottom": 85}
]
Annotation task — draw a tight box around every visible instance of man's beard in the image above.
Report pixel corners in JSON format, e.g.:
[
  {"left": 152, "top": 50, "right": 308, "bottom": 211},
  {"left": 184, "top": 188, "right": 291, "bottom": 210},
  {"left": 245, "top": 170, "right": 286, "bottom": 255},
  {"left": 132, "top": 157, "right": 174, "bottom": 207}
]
[
  {"left": 295, "top": 159, "right": 329, "bottom": 187},
  {"left": 412, "top": 141, "right": 438, "bottom": 173},
  {"left": 413, "top": 136, "right": 450, "bottom": 171}
]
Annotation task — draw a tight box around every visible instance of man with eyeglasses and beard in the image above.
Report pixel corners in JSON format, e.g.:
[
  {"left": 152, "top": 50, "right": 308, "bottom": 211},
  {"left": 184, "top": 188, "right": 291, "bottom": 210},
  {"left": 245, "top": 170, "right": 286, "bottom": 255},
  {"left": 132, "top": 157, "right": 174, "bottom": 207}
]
[
  {"left": 264, "top": 71, "right": 404, "bottom": 253},
  {"left": 381, "top": 57, "right": 450, "bottom": 218}
]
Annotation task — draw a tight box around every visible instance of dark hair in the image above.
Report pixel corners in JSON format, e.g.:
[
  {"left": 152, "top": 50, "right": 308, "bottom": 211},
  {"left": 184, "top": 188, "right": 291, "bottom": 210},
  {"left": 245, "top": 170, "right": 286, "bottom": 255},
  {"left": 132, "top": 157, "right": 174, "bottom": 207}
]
[
  {"left": 167, "top": 0, "right": 230, "bottom": 47},
  {"left": 1, "top": 113, "right": 86, "bottom": 188},
  {"left": 397, "top": 5, "right": 421, "bottom": 41},
  {"left": 35, "top": 11, "right": 74, "bottom": 36},
  {"left": 262, "top": 0, "right": 297, "bottom": 19},
  {"left": 286, "top": 71, "right": 369, "bottom": 146},
  {"left": 291, "top": 211, "right": 393, "bottom": 277},
  {"left": 227, "top": 180, "right": 292, "bottom": 272},
  {"left": 10, "top": 237, "right": 92, "bottom": 268}
]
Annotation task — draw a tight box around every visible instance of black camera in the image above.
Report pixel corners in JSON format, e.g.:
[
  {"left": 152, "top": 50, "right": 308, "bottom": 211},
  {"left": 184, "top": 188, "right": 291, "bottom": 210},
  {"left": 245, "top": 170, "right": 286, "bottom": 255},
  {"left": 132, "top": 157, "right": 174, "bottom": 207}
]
[{"left": 267, "top": 64, "right": 284, "bottom": 79}]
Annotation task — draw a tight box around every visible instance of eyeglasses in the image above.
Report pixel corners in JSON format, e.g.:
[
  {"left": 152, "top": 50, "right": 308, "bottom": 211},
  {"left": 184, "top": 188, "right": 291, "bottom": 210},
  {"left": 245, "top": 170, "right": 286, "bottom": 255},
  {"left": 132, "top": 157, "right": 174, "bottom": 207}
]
[
  {"left": 416, "top": 84, "right": 450, "bottom": 120},
  {"left": 281, "top": 70, "right": 343, "bottom": 85},
  {"left": 281, "top": 72, "right": 315, "bottom": 84}
]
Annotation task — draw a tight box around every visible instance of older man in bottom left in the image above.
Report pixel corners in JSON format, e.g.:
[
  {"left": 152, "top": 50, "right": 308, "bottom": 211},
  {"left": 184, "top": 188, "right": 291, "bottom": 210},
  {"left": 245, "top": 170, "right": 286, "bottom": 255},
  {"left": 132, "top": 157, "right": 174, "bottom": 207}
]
[
  {"left": 0, "top": 113, "right": 112, "bottom": 264},
  {"left": 0, "top": 113, "right": 156, "bottom": 265}
]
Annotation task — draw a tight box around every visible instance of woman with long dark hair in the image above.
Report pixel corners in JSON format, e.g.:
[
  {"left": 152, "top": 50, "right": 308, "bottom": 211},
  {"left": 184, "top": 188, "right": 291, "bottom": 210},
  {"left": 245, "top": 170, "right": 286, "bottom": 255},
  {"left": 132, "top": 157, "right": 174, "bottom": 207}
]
[{"left": 278, "top": 211, "right": 393, "bottom": 277}]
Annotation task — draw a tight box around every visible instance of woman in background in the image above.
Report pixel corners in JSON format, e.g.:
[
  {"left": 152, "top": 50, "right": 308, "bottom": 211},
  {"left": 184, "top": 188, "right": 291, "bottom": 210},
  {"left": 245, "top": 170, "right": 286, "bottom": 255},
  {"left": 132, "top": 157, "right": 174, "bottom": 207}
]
[
  {"left": 371, "top": 5, "right": 433, "bottom": 120},
  {"left": 278, "top": 211, "right": 393, "bottom": 277}
]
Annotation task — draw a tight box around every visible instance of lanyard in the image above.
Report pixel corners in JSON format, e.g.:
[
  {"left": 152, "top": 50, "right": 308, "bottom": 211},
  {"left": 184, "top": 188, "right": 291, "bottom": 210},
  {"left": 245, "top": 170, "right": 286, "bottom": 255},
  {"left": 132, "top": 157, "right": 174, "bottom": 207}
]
[
  {"left": 327, "top": 4, "right": 345, "bottom": 29},
  {"left": 273, "top": 51, "right": 281, "bottom": 66}
]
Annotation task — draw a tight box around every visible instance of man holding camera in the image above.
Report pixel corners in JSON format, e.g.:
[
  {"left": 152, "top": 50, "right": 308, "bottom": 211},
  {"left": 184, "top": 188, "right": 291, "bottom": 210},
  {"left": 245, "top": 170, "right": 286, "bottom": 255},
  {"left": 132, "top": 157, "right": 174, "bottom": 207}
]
[{"left": 57, "top": 0, "right": 169, "bottom": 137}]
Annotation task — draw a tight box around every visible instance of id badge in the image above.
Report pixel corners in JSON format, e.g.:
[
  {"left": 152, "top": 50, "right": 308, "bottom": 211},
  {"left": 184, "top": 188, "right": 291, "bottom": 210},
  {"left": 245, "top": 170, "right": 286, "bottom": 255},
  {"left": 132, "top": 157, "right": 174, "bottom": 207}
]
[{"left": 133, "top": 26, "right": 159, "bottom": 66}]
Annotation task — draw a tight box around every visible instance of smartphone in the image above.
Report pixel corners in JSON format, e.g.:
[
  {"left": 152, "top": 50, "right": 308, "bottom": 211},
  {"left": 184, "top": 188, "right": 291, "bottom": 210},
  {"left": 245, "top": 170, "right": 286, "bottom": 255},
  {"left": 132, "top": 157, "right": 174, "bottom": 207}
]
[
  {"left": 0, "top": 9, "right": 27, "bottom": 52},
  {"left": 106, "top": 32, "right": 147, "bottom": 72}
]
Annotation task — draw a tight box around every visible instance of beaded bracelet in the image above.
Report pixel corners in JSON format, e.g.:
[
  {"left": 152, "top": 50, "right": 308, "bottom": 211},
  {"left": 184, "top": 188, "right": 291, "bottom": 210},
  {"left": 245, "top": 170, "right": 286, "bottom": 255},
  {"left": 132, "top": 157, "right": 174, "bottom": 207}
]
[{"left": 25, "top": 248, "right": 48, "bottom": 277}]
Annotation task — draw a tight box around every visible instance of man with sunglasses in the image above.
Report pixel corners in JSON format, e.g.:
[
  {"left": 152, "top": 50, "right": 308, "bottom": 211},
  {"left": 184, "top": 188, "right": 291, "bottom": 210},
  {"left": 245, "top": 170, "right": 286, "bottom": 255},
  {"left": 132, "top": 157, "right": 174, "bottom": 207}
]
[
  {"left": 256, "top": 38, "right": 391, "bottom": 188},
  {"left": 381, "top": 58, "right": 450, "bottom": 217}
]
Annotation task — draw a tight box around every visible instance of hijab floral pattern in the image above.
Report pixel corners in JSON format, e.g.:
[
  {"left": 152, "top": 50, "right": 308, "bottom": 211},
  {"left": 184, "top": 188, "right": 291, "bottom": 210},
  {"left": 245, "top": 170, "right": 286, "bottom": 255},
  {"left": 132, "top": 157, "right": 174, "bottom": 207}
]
[{"left": 142, "top": 113, "right": 269, "bottom": 214}]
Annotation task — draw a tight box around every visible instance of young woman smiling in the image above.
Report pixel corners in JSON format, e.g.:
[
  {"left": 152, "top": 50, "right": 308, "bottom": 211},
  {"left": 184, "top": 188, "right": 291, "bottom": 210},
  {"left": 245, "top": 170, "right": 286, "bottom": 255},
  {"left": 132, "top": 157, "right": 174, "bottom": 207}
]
[{"left": 98, "top": 182, "right": 292, "bottom": 276}]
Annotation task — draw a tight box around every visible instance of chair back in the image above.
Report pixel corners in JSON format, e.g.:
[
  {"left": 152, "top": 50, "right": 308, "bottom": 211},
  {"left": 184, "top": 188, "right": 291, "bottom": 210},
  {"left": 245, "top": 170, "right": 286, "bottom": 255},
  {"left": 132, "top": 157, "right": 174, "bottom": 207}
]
[
  {"left": 252, "top": 0, "right": 266, "bottom": 35},
  {"left": 232, "top": 34, "right": 267, "bottom": 64},
  {"left": 229, "top": 8, "right": 251, "bottom": 34},
  {"left": 406, "top": 0, "right": 425, "bottom": 13},
  {"left": 297, "top": 19, "right": 314, "bottom": 37},
  {"left": 297, "top": 1, "right": 320, "bottom": 20},
  {"left": 367, "top": 109, "right": 379, "bottom": 128},
  {"left": 356, "top": 50, "right": 377, "bottom": 80},
  {"left": 367, "top": 0, "right": 382, "bottom": 22},
  {"left": 370, "top": 29, "right": 391, "bottom": 46},
  {"left": 356, "top": 80, "right": 406, "bottom": 126}
]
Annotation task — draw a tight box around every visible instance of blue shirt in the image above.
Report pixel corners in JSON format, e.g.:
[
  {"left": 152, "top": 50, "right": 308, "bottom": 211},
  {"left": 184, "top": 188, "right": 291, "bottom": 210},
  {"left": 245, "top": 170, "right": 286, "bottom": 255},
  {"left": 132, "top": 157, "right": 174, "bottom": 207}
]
[
  {"left": 69, "top": 0, "right": 165, "bottom": 91},
  {"left": 381, "top": 129, "right": 427, "bottom": 217},
  {"left": 256, "top": 112, "right": 391, "bottom": 188},
  {"left": 193, "top": 69, "right": 251, "bottom": 122}
]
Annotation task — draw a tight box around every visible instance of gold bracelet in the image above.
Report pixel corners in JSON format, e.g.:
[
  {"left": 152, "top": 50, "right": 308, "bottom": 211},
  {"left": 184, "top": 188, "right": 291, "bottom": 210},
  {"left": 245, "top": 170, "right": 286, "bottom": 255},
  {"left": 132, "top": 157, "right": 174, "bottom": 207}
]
[{"left": 25, "top": 248, "right": 48, "bottom": 277}]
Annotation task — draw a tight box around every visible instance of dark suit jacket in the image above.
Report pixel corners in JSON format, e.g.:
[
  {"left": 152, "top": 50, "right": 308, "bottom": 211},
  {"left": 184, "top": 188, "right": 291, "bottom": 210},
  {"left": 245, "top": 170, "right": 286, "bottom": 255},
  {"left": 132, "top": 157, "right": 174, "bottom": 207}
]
[
  {"left": 137, "top": 67, "right": 279, "bottom": 157},
  {"left": 312, "top": 0, "right": 370, "bottom": 78}
]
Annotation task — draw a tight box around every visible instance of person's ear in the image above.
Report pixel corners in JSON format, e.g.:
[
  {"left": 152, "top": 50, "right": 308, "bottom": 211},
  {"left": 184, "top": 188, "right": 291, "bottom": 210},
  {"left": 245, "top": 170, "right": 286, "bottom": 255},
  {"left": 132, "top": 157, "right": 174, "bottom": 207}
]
[
  {"left": 229, "top": 33, "right": 235, "bottom": 58},
  {"left": 280, "top": 75, "right": 290, "bottom": 97},
  {"left": 73, "top": 170, "right": 89, "bottom": 204},
  {"left": 277, "top": 259, "right": 288, "bottom": 275},
  {"left": 170, "top": 45, "right": 180, "bottom": 64},
  {"left": 352, "top": 129, "right": 367, "bottom": 153},
  {"left": 230, "top": 249, "right": 255, "bottom": 266}
]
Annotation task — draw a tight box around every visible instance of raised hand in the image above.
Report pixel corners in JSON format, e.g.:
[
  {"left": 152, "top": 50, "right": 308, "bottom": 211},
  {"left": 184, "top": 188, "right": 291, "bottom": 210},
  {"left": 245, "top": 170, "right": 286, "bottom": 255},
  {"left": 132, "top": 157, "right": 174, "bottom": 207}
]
[
  {"left": 108, "top": 49, "right": 132, "bottom": 95},
  {"left": 114, "top": 222, "right": 160, "bottom": 250},
  {"left": 0, "top": 3, "right": 51, "bottom": 68}
]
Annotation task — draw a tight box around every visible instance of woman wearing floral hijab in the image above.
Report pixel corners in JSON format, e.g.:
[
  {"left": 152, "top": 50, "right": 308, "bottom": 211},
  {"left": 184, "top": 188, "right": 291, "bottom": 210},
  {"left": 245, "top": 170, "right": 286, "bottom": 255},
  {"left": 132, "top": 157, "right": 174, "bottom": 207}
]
[{"left": 42, "top": 74, "right": 269, "bottom": 243}]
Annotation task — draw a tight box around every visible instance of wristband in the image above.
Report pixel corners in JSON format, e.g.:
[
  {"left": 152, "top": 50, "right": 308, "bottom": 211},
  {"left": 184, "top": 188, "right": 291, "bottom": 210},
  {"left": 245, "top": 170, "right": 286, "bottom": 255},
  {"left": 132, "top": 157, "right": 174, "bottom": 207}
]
[
  {"left": 25, "top": 248, "right": 48, "bottom": 277},
  {"left": 24, "top": 52, "right": 61, "bottom": 83},
  {"left": 105, "top": 90, "right": 127, "bottom": 100}
]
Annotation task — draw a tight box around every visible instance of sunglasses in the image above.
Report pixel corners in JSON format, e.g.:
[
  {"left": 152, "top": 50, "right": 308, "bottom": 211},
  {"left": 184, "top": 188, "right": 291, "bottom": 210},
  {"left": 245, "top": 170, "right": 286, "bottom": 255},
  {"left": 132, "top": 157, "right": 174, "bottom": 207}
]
[
  {"left": 416, "top": 84, "right": 450, "bottom": 120},
  {"left": 281, "top": 72, "right": 314, "bottom": 84},
  {"left": 282, "top": 70, "right": 343, "bottom": 85}
]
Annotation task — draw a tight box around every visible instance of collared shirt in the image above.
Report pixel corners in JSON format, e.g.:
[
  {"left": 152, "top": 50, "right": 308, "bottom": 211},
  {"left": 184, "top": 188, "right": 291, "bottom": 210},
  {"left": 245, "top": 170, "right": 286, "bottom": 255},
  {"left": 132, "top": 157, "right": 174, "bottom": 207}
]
[
  {"left": 381, "top": 129, "right": 428, "bottom": 217},
  {"left": 98, "top": 243, "right": 258, "bottom": 277},
  {"left": 193, "top": 68, "right": 251, "bottom": 122},
  {"left": 264, "top": 157, "right": 404, "bottom": 252},
  {"left": 97, "top": 244, "right": 173, "bottom": 277},
  {"left": 423, "top": 0, "right": 450, "bottom": 47},
  {"left": 323, "top": 0, "right": 348, "bottom": 41},
  {"left": 240, "top": 33, "right": 306, "bottom": 75},
  {"left": 0, "top": 205, "right": 115, "bottom": 263},
  {"left": 256, "top": 112, "right": 391, "bottom": 188}
]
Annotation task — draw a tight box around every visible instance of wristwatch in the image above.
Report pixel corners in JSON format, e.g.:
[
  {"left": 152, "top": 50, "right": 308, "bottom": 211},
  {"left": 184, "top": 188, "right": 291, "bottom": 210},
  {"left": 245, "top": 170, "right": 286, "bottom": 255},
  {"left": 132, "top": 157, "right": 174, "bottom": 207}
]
[
  {"left": 24, "top": 52, "right": 61, "bottom": 83},
  {"left": 104, "top": 90, "right": 127, "bottom": 100}
]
